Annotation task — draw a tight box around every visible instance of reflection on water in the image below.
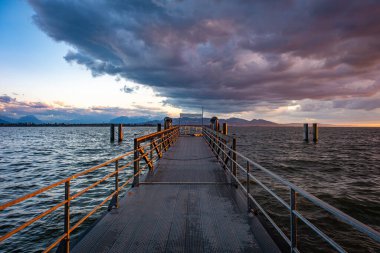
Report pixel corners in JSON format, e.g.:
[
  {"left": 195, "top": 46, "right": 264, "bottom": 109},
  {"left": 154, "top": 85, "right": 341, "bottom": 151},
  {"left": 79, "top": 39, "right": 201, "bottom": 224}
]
[{"left": 1, "top": 126, "right": 379, "bottom": 252}]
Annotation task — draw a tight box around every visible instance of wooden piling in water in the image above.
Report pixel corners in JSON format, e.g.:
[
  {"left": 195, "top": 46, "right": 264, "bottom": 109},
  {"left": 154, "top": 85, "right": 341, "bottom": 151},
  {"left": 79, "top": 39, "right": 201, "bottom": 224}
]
[
  {"left": 223, "top": 123, "right": 228, "bottom": 135},
  {"left": 164, "top": 117, "right": 172, "bottom": 130},
  {"left": 157, "top": 123, "right": 162, "bottom": 132},
  {"left": 118, "top": 124, "right": 123, "bottom": 142},
  {"left": 303, "top": 123, "right": 309, "bottom": 142},
  {"left": 313, "top": 123, "right": 318, "bottom": 142},
  {"left": 110, "top": 124, "right": 115, "bottom": 142}
]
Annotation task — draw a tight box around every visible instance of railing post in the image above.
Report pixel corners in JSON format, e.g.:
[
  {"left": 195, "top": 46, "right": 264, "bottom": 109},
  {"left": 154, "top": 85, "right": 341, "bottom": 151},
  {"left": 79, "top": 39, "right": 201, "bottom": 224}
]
[
  {"left": 216, "top": 134, "right": 220, "bottom": 159},
  {"left": 150, "top": 139, "right": 154, "bottom": 171},
  {"left": 290, "top": 188, "right": 298, "bottom": 252},
  {"left": 64, "top": 181, "right": 70, "bottom": 253},
  {"left": 133, "top": 139, "right": 139, "bottom": 187},
  {"left": 115, "top": 161, "right": 119, "bottom": 208},
  {"left": 222, "top": 139, "right": 225, "bottom": 167},
  {"left": 232, "top": 138, "right": 237, "bottom": 177},
  {"left": 246, "top": 161, "right": 250, "bottom": 212}
]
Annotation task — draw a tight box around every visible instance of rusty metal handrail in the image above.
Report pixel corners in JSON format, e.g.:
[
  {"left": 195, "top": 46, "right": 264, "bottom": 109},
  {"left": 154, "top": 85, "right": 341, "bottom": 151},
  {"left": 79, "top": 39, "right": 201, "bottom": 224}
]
[
  {"left": 0, "top": 127, "right": 180, "bottom": 252},
  {"left": 202, "top": 127, "right": 380, "bottom": 253}
]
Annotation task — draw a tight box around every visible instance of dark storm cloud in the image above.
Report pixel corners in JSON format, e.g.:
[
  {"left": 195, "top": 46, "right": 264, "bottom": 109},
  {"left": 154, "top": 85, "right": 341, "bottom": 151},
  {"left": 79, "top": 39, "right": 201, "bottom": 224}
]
[
  {"left": 0, "top": 95, "right": 15, "bottom": 103},
  {"left": 29, "top": 0, "right": 380, "bottom": 112}
]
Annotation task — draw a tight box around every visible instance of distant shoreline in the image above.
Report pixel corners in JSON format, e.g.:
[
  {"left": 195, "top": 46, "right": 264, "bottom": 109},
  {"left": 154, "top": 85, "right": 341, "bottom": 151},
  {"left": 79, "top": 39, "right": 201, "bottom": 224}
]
[
  {"left": 1, "top": 123, "right": 379, "bottom": 128},
  {"left": 0, "top": 123, "right": 157, "bottom": 127}
]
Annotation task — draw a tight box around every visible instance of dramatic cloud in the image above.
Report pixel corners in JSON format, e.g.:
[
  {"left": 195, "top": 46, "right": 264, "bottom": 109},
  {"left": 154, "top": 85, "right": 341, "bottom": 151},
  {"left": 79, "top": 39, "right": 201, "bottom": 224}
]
[
  {"left": 28, "top": 0, "right": 380, "bottom": 113},
  {"left": 0, "top": 95, "right": 16, "bottom": 103}
]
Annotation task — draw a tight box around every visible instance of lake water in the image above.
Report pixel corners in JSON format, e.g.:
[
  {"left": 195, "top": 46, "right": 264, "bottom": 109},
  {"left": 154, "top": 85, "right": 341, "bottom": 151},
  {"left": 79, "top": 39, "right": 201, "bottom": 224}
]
[
  {"left": 1, "top": 126, "right": 379, "bottom": 252},
  {"left": 230, "top": 127, "right": 380, "bottom": 253}
]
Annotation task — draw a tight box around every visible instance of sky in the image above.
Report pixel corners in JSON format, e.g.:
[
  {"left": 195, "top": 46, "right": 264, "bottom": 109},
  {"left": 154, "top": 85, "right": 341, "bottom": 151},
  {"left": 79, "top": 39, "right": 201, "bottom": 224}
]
[{"left": 1, "top": 0, "right": 380, "bottom": 125}]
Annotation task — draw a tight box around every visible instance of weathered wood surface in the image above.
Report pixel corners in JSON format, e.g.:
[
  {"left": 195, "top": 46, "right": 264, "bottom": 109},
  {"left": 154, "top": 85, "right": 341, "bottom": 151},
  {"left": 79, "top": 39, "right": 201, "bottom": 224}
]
[{"left": 73, "top": 136, "right": 278, "bottom": 253}]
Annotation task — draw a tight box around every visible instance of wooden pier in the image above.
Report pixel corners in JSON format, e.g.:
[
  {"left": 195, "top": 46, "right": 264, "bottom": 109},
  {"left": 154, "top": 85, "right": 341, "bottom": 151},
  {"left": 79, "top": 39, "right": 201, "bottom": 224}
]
[
  {"left": 72, "top": 136, "right": 279, "bottom": 253},
  {"left": 2, "top": 123, "right": 380, "bottom": 253}
]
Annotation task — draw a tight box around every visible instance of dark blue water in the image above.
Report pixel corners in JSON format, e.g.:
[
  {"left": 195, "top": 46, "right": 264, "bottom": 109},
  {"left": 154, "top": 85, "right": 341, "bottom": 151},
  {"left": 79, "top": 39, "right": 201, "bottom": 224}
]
[
  {"left": 1, "top": 126, "right": 379, "bottom": 252},
  {"left": 0, "top": 127, "right": 155, "bottom": 252},
  {"left": 230, "top": 127, "right": 380, "bottom": 252}
]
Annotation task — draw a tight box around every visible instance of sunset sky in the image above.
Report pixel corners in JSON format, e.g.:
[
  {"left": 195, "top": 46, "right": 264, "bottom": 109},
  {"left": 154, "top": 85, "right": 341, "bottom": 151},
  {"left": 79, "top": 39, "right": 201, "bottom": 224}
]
[{"left": 1, "top": 1, "right": 380, "bottom": 125}]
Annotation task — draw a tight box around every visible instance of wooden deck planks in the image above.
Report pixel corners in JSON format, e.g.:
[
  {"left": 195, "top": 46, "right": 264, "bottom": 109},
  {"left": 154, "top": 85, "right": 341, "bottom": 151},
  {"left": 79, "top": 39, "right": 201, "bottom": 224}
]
[{"left": 72, "top": 136, "right": 273, "bottom": 253}]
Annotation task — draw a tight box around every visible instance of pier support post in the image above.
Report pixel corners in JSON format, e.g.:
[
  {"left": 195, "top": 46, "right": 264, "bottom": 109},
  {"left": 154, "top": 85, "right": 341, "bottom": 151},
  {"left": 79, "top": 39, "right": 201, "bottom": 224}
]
[
  {"left": 223, "top": 123, "right": 228, "bottom": 135},
  {"left": 303, "top": 123, "right": 309, "bottom": 142},
  {"left": 312, "top": 123, "right": 318, "bottom": 143},
  {"left": 246, "top": 161, "right": 250, "bottom": 212},
  {"left": 118, "top": 124, "right": 123, "bottom": 142},
  {"left": 150, "top": 140, "right": 154, "bottom": 171},
  {"left": 232, "top": 138, "right": 237, "bottom": 177},
  {"left": 133, "top": 139, "right": 139, "bottom": 187},
  {"left": 290, "top": 189, "right": 298, "bottom": 252},
  {"left": 157, "top": 123, "right": 162, "bottom": 132},
  {"left": 64, "top": 181, "right": 70, "bottom": 253},
  {"left": 114, "top": 161, "right": 119, "bottom": 208},
  {"left": 110, "top": 124, "right": 115, "bottom": 142}
]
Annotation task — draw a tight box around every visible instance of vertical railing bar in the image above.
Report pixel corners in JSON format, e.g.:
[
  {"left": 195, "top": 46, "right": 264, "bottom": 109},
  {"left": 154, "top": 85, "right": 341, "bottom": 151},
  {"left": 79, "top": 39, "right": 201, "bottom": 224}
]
[
  {"left": 150, "top": 139, "right": 154, "bottom": 171},
  {"left": 222, "top": 139, "right": 226, "bottom": 169},
  {"left": 290, "top": 188, "right": 298, "bottom": 252},
  {"left": 246, "top": 161, "right": 250, "bottom": 212},
  {"left": 216, "top": 134, "right": 220, "bottom": 159},
  {"left": 232, "top": 138, "right": 237, "bottom": 176},
  {"left": 115, "top": 160, "right": 119, "bottom": 208},
  {"left": 133, "top": 139, "right": 139, "bottom": 187},
  {"left": 64, "top": 181, "right": 70, "bottom": 253}
]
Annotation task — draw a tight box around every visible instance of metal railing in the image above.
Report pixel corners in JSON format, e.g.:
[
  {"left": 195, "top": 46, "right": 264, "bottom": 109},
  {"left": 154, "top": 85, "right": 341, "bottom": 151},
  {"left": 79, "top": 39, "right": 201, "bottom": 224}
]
[
  {"left": 0, "top": 127, "right": 180, "bottom": 252},
  {"left": 179, "top": 125, "right": 203, "bottom": 136},
  {"left": 202, "top": 126, "right": 380, "bottom": 253}
]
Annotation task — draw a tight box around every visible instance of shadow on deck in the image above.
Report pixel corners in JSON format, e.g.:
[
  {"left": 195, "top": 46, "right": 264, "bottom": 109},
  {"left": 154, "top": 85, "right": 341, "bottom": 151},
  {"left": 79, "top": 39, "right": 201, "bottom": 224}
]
[{"left": 73, "top": 136, "right": 280, "bottom": 253}]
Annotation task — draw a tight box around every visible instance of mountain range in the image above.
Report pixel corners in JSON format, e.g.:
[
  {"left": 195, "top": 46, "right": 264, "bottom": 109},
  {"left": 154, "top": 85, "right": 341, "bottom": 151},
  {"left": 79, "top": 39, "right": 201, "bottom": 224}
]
[
  {"left": 0, "top": 114, "right": 278, "bottom": 126},
  {"left": 0, "top": 114, "right": 340, "bottom": 126}
]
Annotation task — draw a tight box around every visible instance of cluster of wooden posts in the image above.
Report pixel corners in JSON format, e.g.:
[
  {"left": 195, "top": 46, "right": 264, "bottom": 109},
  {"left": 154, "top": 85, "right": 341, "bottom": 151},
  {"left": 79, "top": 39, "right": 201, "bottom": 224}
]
[
  {"left": 304, "top": 123, "right": 318, "bottom": 142},
  {"left": 110, "top": 124, "right": 124, "bottom": 142},
  {"left": 210, "top": 116, "right": 228, "bottom": 135}
]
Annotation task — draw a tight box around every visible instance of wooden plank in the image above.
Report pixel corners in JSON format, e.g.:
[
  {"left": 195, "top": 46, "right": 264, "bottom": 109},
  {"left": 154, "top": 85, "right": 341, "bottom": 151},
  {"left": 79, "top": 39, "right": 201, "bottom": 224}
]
[{"left": 72, "top": 137, "right": 280, "bottom": 253}]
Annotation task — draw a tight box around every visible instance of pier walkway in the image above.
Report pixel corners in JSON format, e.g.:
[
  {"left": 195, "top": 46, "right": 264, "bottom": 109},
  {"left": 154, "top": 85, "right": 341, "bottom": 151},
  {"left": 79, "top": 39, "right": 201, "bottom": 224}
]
[
  {"left": 72, "top": 136, "right": 277, "bottom": 253},
  {"left": 3, "top": 124, "right": 379, "bottom": 252}
]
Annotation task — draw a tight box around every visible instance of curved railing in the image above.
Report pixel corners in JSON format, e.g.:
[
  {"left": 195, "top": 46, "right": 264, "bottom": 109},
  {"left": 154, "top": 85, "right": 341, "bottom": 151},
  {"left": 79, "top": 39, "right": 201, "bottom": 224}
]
[
  {"left": 0, "top": 127, "right": 180, "bottom": 252},
  {"left": 202, "top": 126, "right": 380, "bottom": 253}
]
